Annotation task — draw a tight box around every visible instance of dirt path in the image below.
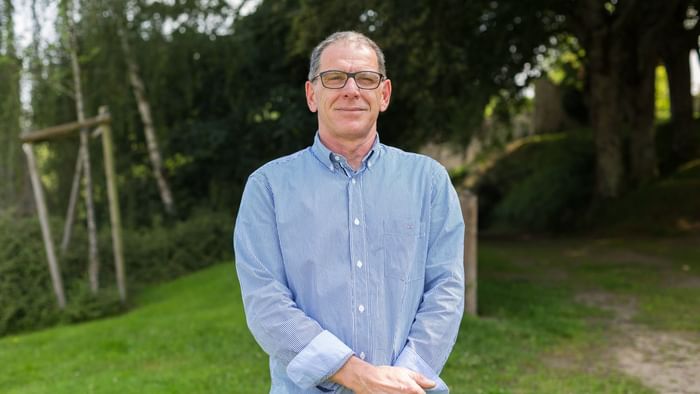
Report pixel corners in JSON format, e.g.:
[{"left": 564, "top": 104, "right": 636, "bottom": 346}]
[{"left": 577, "top": 292, "right": 700, "bottom": 394}]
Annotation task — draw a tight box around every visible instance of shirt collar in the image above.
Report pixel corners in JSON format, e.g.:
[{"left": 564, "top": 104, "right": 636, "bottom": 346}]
[{"left": 310, "top": 131, "right": 383, "bottom": 173}]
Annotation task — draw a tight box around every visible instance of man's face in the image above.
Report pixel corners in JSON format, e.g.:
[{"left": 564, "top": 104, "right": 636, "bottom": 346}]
[{"left": 305, "top": 41, "right": 392, "bottom": 143}]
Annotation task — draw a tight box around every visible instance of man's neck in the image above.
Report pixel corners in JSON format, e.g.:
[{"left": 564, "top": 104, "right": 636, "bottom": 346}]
[{"left": 319, "top": 131, "right": 376, "bottom": 171}]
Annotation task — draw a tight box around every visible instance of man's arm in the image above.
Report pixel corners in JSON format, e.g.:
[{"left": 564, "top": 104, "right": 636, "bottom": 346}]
[
  {"left": 393, "top": 164, "right": 466, "bottom": 392},
  {"left": 233, "top": 174, "right": 353, "bottom": 390}
]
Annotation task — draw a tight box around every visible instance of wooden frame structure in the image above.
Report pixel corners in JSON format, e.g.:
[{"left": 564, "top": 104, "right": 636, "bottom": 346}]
[
  {"left": 19, "top": 106, "right": 126, "bottom": 308},
  {"left": 460, "top": 190, "right": 478, "bottom": 316}
]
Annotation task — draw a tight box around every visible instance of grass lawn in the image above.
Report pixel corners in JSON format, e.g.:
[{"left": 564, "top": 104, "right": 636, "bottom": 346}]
[{"left": 2, "top": 237, "right": 698, "bottom": 393}]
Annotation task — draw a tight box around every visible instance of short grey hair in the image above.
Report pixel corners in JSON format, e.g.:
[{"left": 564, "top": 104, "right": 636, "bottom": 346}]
[{"left": 308, "top": 31, "right": 387, "bottom": 81}]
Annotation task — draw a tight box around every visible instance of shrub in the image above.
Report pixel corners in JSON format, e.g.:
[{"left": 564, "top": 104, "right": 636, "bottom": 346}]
[
  {"left": 0, "top": 214, "right": 62, "bottom": 334},
  {"left": 0, "top": 208, "right": 233, "bottom": 337},
  {"left": 117, "top": 208, "right": 233, "bottom": 285},
  {"left": 474, "top": 132, "right": 595, "bottom": 232}
]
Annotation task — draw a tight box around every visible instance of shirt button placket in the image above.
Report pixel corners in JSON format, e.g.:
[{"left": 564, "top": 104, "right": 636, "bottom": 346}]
[{"left": 349, "top": 172, "right": 368, "bottom": 362}]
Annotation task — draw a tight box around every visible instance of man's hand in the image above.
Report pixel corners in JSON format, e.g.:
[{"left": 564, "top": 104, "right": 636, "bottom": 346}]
[{"left": 330, "top": 356, "right": 436, "bottom": 394}]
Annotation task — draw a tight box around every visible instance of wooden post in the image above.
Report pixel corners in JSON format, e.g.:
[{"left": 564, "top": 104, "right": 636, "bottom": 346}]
[
  {"left": 60, "top": 148, "right": 84, "bottom": 254},
  {"left": 99, "top": 107, "right": 127, "bottom": 302},
  {"left": 22, "top": 143, "right": 66, "bottom": 309},
  {"left": 18, "top": 113, "right": 111, "bottom": 143},
  {"left": 460, "top": 189, "right": 478, "bottom": 316},
  {"left": 68, "top": 16, "right": 101, "bottom": 295}
]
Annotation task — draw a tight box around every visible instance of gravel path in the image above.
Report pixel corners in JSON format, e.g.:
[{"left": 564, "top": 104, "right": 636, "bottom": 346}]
[{"left": 577, "top": 292, "right": 700, "bottom": 394}]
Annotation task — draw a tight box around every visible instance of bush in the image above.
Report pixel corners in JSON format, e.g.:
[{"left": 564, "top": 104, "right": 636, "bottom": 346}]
[
  {"left": 0, "top": 208, "right": 233, "bottom": 337},
  {"left": 474, "top": 132, "right": 595, "bottom": 232},
  {"left": 0, "top": 214, "right": 62, "bottom": 335},
  {"left": 117, "top": 208, "right": 233, "bottom": 285}
]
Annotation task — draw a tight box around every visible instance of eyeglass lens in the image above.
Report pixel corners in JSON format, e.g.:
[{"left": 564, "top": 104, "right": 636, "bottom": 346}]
[{"left": 321, "top": 71, "right": 382, "bottom": 89}]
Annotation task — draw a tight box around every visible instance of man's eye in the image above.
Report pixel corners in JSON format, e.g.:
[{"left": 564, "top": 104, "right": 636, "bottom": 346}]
[{"left": 358, "top": 77, "right": 376, "bottom": 84}]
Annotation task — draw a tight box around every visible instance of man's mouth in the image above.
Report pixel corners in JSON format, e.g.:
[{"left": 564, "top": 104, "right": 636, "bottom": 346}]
[{"left": 336, "top": 107, "right": 366, "bottom": 111}]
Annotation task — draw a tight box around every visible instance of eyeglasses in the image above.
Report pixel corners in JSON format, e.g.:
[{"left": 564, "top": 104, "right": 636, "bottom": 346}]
[{"left": 311, "top": 70, "right": 385, "bottom": 90}]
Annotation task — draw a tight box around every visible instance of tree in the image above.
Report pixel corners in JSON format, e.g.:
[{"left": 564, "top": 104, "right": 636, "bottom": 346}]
[
  {"left": 116, "top": 13, "right": 176, "bottom": 216},
  {"left": 567, "top": 0, "right": 700, "bottom": 197},
  {"left": 661, "top": 0, "right": 700, "bottom": 165},
  {"left": 290, "top": 0, "right": 568, "bottom": 149},
  {"left": 0, "top": 0, "right": 23, "bottom": 213},
  {"left": 59, "top": 0, "right": 101, "bottom": 293}
]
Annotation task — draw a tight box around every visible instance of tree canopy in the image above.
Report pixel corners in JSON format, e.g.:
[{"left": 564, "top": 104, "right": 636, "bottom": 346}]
[{"left": 1, "top": 0, "right": 699, "bottom": 223}]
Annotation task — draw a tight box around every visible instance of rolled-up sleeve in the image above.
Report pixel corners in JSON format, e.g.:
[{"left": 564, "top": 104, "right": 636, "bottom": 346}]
[
  {"left": 233, "top": 174, "right": 353, "bottom": 389},
  {"left": 394, "top": 164, "right": 465, "bottom": 392}
]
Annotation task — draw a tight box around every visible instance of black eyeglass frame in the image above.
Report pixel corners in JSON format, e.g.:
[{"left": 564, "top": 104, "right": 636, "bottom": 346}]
[{"left": 310, "top": 70, "right": 386, "bottom": 90}]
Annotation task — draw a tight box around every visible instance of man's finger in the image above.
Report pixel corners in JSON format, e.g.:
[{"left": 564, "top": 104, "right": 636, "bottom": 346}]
[{"left": 409, "top": 371, "right": 436, "bottom": 389}]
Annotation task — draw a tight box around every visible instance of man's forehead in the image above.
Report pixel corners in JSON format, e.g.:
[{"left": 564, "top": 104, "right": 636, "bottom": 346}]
[{"left": 320, "top": 40, "right": 377, "bottom": 66}]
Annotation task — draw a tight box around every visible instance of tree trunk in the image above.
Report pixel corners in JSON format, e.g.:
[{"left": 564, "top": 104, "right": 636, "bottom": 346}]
[
  {"left": 620, "top": 23, "right": 659, "bottom": 186},
  {"left": 0, "top": 0, "right": 22, "bottom": 213},
  {"left": 60, "top": 148, "right": 83, "bottom": 254},
  {"left": 67, "top": 8, "right": 101, "bottom": 294},
  {"left": 23, "top": 143, "right": 66, "bottom": 309},
  {"left": 118, "top": 23, "right": 176, "bottom": 216},
  {"left": 590, "top": 70, "right": 625, "bottom": 198},
  {"left": 573, "top": 0, "right": 681, "bottom": 197},
  {"left": 663, "top": 39, "right": 697, "bottom": 164},
  {"left": 627, "top": 62, "right": 659, "bottom": 184},
  {"left": 583, "top": 3, "right": 626, "bottom": 199}
]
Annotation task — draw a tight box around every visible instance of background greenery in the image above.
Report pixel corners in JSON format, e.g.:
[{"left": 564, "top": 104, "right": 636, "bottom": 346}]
[
  {"left": 0, "top": 209, "right": 230, "bottom": 337},
  {"left": 0, "top": 1, "right": 699, "bottom": 391}
]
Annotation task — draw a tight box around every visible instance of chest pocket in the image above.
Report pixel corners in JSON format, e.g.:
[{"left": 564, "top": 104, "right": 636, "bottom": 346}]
[{"left": 383, "top": 219, "right": 427, "bottom": 281}]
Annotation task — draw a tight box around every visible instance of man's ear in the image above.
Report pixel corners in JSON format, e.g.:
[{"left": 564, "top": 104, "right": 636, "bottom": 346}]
[
  {"left": 305, "top": 81, "right": 318, "bottom": 112},
  {"left": 379, "top": 79, "right": 392, "bottom": 112}
]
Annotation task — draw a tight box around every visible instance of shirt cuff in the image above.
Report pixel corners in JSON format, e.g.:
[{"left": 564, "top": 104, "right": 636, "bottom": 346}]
[
  {"left": 286, "top": 330, "right": 354, "bottom": 390},
  {"left": 394, "top": 346, "right": 449, "bottom": 393}
]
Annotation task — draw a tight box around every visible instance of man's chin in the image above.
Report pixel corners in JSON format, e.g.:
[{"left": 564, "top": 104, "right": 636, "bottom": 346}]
[{"left": 336, "top": 128, "right": 375, "bottom": 140}]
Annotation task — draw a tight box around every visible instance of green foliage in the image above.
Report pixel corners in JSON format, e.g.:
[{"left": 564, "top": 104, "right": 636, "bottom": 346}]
[
  {"left": 0, "top": 9, "right": 23, "bottom": 211},
  {"left": 291, "top": 0, "right": 570, "bottom": 148},
  {"left": 19, "top": 0, "right": 578, "bottom": 224},
  {"left": 655, "top": 65, "right": 671, "bottom": 122},
  {"left": 117, "top": 209, "right": 232, "bottom": 285},
  {"left": 0, "top": 214, "right": 61, "bottom": 335},
  {"left": 474, "top": 132, "right": 595, "bottom": 232},
  {"left": 0, "top": 209, "right": 232, "bottom": 337}
]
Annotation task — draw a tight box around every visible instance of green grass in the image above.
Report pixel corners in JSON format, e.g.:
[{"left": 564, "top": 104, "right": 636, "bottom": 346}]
[
  {"left": 0, "top": 265, "right": 269, "bottom": 393},
  {"left": 4, "top": 237, "right": 698, "bottom": 393}
]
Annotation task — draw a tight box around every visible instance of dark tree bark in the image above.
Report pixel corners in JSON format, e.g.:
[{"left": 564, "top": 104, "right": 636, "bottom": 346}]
[
  {"left": 622, "top": 1, "right": 667, "bottom": 186},
  {"left": 626, "top": 59, "right": 659, "bottom": 185},
  {"left": 662, "top": 2, "right": 699, "bottom": 165},
  {"left": 576, "top": 0, "right": 626, "bottom": 198},
  {"left": 571, "top": 0, "right": 689, "bottom": 196}
]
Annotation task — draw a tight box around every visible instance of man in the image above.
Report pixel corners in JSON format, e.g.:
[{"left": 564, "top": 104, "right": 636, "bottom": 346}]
[{"left": 234, "top": 31, "right": 465, "bottom": 394}]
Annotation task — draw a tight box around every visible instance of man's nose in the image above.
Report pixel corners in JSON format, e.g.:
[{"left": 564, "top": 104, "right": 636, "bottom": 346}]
[{"left": 341, "top": 76, "right": 361, "bottom": 95}]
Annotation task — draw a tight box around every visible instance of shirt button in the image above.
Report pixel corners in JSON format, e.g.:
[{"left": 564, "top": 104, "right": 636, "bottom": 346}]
[
  {"left": 367, "top": 161, "right": 372, "bottom": 167},
  {"left": 356, "top": 260, "right": 363, "bottom": 268},
  {"left": 351, "top": 178, "right": 356, "bottom": 184},
  {"left": 359, "top": 352, "right": 366, "bottom": 360},
  {"left": 353, "top": 218, "right": 360, "bottom": 226},
  {"left": 334, "top": 155, "right": 341, "bottom": 161},
  {"left": 358, "top": 304, "right": 365, "bottom": 313}
]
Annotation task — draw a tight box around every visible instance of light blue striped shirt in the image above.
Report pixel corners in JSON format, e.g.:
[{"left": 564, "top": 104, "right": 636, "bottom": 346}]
[{"left": 233, "top": 133, "right": 465, "bottom": 393}]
